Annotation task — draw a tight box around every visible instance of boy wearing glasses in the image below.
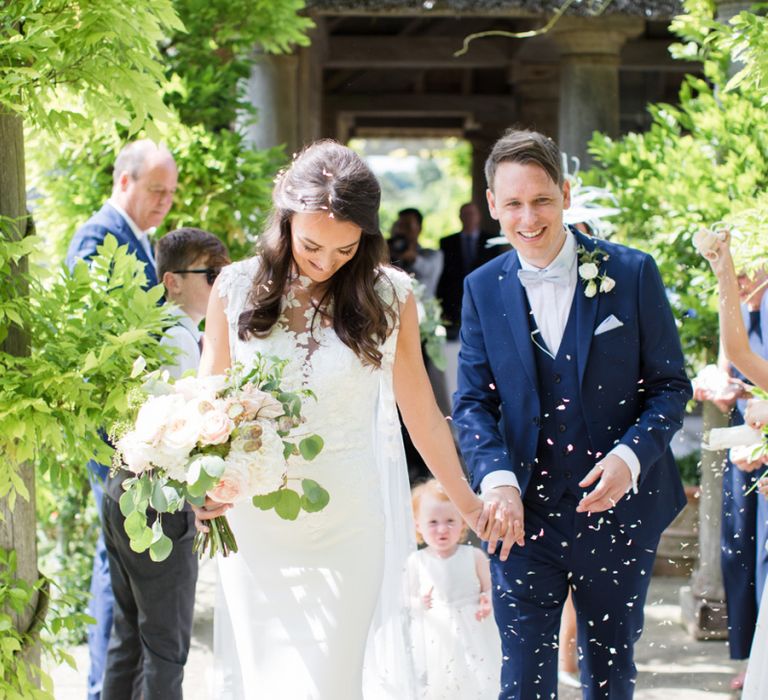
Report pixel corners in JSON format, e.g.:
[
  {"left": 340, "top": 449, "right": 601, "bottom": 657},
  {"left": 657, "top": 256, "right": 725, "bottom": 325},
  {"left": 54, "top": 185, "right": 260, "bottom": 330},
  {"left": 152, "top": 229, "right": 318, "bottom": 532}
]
[
  {"left": 99, "top": 227, "right": 229, "bottom": 700},
  {"left": 155, "top": 228, "right": 230, "bottom": 378}
]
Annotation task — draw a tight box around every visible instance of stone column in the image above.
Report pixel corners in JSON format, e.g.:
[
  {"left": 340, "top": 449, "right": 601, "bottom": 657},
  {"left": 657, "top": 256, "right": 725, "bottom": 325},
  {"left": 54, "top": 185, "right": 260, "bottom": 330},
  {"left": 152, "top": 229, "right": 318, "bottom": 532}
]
[
  {"left": 678, "top": 0, "right": 756, "bottom": 641},
  {"left": 551, "top": 17, "right": 643, "bottom": 168},
  {"left": 680, "top": 402, "right": 729, "bottom": 638},
  {"left": 297, "top": 18, "right": 326, "bottom": 146},
  {"left": 242, "top": 51, "right": 300, "bottom": 154}
]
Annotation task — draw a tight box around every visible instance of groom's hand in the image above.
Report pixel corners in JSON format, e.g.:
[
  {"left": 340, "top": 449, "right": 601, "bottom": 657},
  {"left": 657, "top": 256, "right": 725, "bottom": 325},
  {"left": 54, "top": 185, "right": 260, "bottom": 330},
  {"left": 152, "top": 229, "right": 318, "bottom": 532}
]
[
  {"left": 483, "top": 486, "right": 525, "bottom": 561},
  {"left": 576, "top": 454, "right": 632, "bottom": 514}
]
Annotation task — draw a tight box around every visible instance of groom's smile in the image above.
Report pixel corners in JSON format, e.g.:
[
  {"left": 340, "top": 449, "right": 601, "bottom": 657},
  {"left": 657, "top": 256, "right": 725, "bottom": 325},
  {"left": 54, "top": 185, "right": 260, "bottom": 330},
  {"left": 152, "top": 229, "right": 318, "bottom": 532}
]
[{"left": 486, "top": 161, "right": 571, "bottom": 268}]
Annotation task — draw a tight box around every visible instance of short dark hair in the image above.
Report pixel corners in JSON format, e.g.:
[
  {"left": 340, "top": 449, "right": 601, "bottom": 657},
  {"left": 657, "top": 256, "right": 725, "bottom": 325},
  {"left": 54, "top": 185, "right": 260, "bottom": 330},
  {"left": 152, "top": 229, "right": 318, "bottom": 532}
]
[
  {"left": 485, "top": 129, "right": 563, "bottom": 191},
  {"left": 397, "top": 207, "right": 423, "bottom": 227},
  {"left": 156, "top": 227, "right": 230, "bottom": 281}
]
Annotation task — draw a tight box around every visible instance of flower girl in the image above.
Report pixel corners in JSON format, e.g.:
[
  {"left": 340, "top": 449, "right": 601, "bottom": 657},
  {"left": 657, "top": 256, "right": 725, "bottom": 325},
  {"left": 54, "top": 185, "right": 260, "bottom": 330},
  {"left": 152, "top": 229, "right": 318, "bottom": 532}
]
[{"left": 408, "top": 479, "right": 502, "bottom": 699}]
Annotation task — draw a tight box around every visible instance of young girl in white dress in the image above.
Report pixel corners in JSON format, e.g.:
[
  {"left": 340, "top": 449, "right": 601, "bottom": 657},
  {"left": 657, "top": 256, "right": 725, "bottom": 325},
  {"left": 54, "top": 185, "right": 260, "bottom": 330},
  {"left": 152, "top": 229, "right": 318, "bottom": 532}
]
[
  {"left": 408, "top": 479, "right": 502, "bottom": 699},
  {"left": 193, "top": 141, "right": 514, "bottom": 700}
]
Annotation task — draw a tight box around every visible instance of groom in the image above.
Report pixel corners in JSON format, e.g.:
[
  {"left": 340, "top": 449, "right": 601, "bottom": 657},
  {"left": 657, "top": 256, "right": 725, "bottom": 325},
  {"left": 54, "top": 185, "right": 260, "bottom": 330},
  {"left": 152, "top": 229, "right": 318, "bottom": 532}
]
[{"left": 453, "top": 129, "right": 691, "bottom": 700}]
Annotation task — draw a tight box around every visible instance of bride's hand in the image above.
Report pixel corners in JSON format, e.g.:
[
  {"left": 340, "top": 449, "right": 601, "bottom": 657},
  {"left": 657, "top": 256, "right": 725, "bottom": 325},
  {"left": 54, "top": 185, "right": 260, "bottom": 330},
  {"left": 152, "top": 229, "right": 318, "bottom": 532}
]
[
  {"left": 190, "top": 497, "right": 231, "bottom": 533},
  {"left": 462, "top": 489, "right": 525, "bottom": 562}
]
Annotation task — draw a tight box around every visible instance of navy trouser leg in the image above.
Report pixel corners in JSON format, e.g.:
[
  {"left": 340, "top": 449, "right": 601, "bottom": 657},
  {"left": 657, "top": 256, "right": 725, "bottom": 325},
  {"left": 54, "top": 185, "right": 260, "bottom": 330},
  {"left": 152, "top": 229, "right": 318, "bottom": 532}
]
[
  {"left": 569, "top": 513, "right": 657, "bottom": 700},
  {"left": 721, "top": 448, "right": 758, "bottom": 659},
  {"left": 490, "top": 494, "right": 657, "bottom": 700},
  {"left": 87, "top": 460, "right": 113, "bottom": 700}
]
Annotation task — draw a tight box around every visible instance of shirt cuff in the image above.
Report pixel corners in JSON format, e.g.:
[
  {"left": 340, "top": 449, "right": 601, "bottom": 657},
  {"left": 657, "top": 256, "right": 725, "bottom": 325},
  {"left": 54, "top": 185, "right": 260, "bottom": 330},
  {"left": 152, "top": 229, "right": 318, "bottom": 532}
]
[
  {"left": 609, "top": 444, "right": 640, "bottom": 494},
  {"left": 479, "top": 470, "right": 521, "bottom": 495}
]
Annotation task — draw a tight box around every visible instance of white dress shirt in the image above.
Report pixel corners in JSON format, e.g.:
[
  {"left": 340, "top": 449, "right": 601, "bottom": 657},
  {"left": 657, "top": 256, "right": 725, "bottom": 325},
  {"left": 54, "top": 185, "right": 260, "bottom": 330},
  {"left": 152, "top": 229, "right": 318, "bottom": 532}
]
[
  {"left": 107, "top": 198, "right": 156, "bottom": 268},
  {"left": 480, "top": 229, "right": 640, "bottom": 496},
  {"left": 161, "top": 307, "right": 202, "bottom": 380}
]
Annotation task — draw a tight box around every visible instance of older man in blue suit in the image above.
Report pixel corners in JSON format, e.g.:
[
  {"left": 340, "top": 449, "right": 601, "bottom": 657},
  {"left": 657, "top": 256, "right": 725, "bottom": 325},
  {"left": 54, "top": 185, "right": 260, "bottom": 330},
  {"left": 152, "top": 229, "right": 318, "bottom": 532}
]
[
  {"left": 453, "top": 129, "right": 691, "bottom": 700},
  {"left": 66, "top": 140, "right": 177, "bottom": 700}
]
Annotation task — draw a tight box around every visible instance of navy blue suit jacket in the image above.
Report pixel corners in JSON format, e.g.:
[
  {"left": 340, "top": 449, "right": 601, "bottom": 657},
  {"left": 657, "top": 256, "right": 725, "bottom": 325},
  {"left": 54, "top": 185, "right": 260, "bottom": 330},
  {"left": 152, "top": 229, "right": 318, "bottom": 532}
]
[
  {"left": 454, "top": 229, "right": 692, "bottom": 546},
  {"left": 66, "top": 202, "right": 158, "bottom": 288}
]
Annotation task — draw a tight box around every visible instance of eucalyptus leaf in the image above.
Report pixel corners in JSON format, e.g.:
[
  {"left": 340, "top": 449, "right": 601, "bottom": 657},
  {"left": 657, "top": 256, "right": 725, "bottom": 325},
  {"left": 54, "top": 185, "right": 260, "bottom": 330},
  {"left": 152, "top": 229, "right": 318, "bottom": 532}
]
[
  {"left": 274, "top": 489, "right": 301, "bottom": 521},
  {"left": 299, "top": 435, "right": 324, "bottom": 461}
]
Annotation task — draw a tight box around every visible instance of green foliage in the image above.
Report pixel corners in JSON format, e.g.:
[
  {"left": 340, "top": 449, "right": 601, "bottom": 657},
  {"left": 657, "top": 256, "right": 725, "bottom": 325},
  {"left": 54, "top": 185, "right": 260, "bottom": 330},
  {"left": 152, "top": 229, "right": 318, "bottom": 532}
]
[
  {"left": 0, "top": 231, "right": 174, "bottom": 500},
  {"left": 0, "top": 547, "right": 91, "bottom": 699},
  {"left": 27, "top": 0, "right": 312, "bottom": 262},
  {"left": 676, "top": 451, "right": 701, "bottom": 486},
  {"left": 587, "top": 0, "right": 768, "bottom": 370},
  {"left": 0, "top": 0, "right": 182, "bottom": 134}
]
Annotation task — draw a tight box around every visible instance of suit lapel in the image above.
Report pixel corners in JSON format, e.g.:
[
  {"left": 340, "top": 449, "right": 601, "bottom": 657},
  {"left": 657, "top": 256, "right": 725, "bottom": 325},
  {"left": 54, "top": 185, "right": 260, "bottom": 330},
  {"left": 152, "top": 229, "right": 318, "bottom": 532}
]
[
  {"left": 573, "top": 231, "right": 601, "bottom": 385},
  {"left": 499, "top": 253, "right": 537, "bottom": 391}
]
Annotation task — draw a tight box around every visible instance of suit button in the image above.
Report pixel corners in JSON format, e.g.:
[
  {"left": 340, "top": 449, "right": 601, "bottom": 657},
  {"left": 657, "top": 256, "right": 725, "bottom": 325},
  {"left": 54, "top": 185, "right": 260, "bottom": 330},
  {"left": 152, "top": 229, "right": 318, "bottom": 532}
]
[
  {"left": 562, "top": 447, "right": 569, "bottom": 456},
  {"left": 554, "top": 374, "right": 562, "bottom": 384},
  {"left": 564, "top": 471, "right": 572, "bottom": 479},
  {"left": 558, "top": 424, "right": 566, "bottom": 433}
]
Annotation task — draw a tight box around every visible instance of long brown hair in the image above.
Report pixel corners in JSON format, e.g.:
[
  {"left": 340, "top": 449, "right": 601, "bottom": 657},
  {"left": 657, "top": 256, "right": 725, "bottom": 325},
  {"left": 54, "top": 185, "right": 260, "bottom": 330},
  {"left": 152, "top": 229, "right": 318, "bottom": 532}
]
[{"left": 238, "top": 140, "right": 395, "bottom": 367}]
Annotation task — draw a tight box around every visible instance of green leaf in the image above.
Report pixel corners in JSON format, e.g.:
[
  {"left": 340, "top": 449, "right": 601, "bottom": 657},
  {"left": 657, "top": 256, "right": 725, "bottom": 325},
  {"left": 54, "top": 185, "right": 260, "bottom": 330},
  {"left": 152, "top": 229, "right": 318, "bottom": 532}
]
[
  {"left": 130, "top": 526, "right": 154, "bottom": 554},
  {"left": 300, "top": 479, "right": 330, "bottom": 513},
  {"left": 274, "top": 488, "right": 301, "bottom": 521},
  {"left": 149, "top": 534, "right": 173, "bottom": 562},
  {"left": 119, "top": 490, "right": 136, "bottom": 517},
  {"left": 252, "top": 489, "right": 281, "bottom": 510},
  {"left": 124, "top": 510, "right": 147, "bottom": 539},
  {"left": 299, "top": 435, "right": 324, "bottom": 461},
  {"left": 150, "top": 479, "right": 168, "bottom": 512}
]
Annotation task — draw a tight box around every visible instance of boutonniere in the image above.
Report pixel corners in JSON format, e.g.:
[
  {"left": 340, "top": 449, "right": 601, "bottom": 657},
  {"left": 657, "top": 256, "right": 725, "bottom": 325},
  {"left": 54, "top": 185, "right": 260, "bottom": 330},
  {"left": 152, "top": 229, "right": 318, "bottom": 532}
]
[{"left": 577, "top": 244, "right": 614, "bottom": 298}]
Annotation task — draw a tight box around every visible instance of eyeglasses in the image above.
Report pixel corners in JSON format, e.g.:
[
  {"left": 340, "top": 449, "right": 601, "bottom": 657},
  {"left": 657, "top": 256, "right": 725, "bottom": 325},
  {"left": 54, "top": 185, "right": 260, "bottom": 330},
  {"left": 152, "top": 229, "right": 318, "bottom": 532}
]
[{"left": 172, "top": 268, "right": 220, "bottom": 285}]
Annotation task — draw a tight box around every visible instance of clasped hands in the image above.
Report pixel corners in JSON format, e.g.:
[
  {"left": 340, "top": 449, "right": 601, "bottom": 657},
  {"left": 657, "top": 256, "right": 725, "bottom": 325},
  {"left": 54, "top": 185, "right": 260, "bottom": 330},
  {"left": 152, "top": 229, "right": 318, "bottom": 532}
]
[{"left": 466, "top": 455, "right": 633, "bottom": 561}]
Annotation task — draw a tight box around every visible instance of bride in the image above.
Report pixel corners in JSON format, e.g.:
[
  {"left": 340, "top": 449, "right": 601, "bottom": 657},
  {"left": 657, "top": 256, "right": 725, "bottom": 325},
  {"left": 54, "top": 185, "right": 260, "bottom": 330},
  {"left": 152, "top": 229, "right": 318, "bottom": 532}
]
[{"left": 193, "top": 141, "right": 516, "bottom": 699}]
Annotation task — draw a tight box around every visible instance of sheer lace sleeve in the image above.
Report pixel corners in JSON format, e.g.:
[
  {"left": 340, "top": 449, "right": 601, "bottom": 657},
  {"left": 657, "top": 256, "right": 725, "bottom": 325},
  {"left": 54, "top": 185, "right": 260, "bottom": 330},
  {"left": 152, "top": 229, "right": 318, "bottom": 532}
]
[
  {"left": 216, "top": 257, "right": 260, "bottom": 358},
  {"left": 376, "top": 265, "right": 413, "bottom": 312}
]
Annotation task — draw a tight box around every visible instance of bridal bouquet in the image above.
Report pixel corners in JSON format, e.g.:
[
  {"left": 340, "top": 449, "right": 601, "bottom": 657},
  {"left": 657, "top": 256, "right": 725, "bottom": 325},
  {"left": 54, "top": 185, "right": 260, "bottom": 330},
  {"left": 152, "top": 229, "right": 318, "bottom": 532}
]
[{"left": 111, "top": 354, "right": 327, "bottom": 561}]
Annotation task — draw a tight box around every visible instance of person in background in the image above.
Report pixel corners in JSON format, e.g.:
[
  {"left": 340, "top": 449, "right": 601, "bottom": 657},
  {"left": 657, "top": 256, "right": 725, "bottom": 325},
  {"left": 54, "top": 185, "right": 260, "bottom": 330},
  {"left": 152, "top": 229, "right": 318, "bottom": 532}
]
[
  {"left": 388, "top": 207, "right": 443, "bottom": 299},
  {"left": 100, "top": 227, "right": 229, "bottom": 700},
  {"left": 437, "top": 202, "right": 504, "bottom": 341},
  {"left": 694, "top": 268, "right": 768, "bottom": 691},
  {"left": 65, "top": 139, "right": 177, "bottom": 700}
]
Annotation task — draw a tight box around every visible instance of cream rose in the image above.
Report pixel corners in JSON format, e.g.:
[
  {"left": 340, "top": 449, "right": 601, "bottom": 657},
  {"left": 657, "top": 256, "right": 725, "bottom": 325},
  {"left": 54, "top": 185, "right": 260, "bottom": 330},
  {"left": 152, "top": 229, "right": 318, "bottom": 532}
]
[
  {"left": 599, "top": 276, "right": 616, "bottom": 293},
  {"left": 237, "top": 384, "right": 284, "bottom": 420},
  {"left": 133, "top": 394, "right": 186, "bottom": 444},
  {"left": 578, "top": 262, "right": 599, "bottom": 280},
  {"left": 199, "top": 408, "right": 235, "bottom": 446}
]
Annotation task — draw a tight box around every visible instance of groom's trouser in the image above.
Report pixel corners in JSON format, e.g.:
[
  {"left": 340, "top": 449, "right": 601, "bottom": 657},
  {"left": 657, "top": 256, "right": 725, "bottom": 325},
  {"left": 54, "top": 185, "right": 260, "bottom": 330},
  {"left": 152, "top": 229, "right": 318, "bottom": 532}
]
[
  {"left": 489, "top": 492, "right": 657, "bottom": 700},
  {"left": 101, "top": 496, "right": 198, "bottom": 700}
]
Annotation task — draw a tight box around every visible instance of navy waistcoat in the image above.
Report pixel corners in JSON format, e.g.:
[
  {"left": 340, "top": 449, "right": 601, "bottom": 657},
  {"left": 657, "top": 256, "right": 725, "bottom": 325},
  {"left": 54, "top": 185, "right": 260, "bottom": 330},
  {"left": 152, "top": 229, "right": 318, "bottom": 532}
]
[{"left": 526, "top": 298, "right": 595, "bottom": 507}]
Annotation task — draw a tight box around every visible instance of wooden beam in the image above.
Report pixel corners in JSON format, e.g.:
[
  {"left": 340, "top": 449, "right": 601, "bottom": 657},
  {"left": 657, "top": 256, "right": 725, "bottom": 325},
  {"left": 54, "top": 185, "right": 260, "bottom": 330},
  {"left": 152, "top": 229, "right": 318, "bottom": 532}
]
[
  {"left": 326, "top": 36, "right": 513, "bottom": 69},
  {"left": 620, "top": 39, "right": 701, "bottom": 72},
  {"left": 326, "top": 93, "right": 514, "bottom": 116}
]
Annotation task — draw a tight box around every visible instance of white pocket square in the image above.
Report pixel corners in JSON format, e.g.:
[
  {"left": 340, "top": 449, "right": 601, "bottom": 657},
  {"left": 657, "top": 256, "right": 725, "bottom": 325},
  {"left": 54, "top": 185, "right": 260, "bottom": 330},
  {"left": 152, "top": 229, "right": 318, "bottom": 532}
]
[{"left": 594, "top": 314, "right": 624, "bottom": 336}]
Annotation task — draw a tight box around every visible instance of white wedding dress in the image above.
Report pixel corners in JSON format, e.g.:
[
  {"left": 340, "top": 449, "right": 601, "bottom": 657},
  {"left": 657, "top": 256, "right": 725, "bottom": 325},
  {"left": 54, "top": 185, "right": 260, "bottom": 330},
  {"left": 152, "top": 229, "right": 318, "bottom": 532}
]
[
  {"left": 743, "top": 544, "right": 768, "bottom": 698},
  {"left": 212, "top": 258, "right": 419, "bottom": 699}
]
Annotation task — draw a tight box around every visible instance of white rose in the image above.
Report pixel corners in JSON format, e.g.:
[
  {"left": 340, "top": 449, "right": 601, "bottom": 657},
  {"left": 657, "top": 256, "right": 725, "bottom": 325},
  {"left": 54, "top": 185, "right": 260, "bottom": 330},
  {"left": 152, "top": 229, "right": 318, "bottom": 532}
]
[
  {"left": 199, "top": 408, "right": 235, "bottom": 445},
  {"left": 173, "top": 374, "right": 227, "bottom": 402},
  {"left": 578, "top": 262, "right": 599, "bottom": 280},
  {"left": 585, "top": 280, "right": 598, "bottom": 298},
  {"left": 157, "top": 402, "right": 202, "bottom": 465},
  {"left": 213, "top": 421, "right": 286, "bottom": 501},
  {"left": 599, "top": 276, "right": 616, "bottom": 293},
  {"left": 117, "top": 433, "right": 154, "bottom": 474},
  {"left": 134, "top": 394, "right": 186, "bottom": 444}
]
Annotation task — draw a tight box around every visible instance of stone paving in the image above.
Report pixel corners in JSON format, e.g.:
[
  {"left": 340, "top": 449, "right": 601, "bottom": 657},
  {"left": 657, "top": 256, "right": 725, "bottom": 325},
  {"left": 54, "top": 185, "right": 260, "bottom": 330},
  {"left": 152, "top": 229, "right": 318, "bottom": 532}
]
[{"left": 49, "top": 560, "right": 744, "bottom": 699}]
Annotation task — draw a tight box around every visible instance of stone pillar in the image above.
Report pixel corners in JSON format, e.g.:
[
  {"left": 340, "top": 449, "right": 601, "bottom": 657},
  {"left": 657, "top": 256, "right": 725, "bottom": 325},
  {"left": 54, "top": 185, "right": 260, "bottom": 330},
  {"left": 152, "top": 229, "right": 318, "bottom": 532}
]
[
  {"left": 297, "top": 18, "right": 326, "bottom": 146},
  {"left": 551, "top": 17, "right": 643, "bottom": 168},
  {"left": 468, "top": 135, "right": 498, "bottom": 234},
  {"left": 243, "top": 51, "right": 300, "bottom": 154},
  {"left": 679, "top": 402, "right": 729, "bottom": 639}
]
